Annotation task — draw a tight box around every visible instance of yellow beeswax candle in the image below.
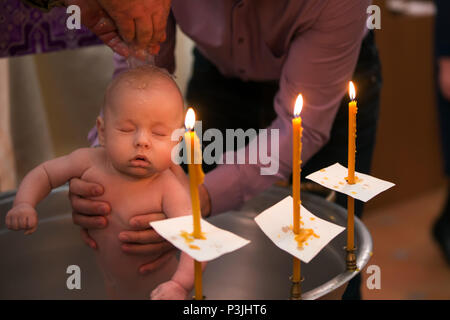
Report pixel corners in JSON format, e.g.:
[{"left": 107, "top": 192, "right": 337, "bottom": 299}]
[
  {"left": 194, "top": 260, "right": 203, "bottom": 300},
  {"left": 184, "top": 108, "right": 204, "bottom": 239},
  {"left": 348, "top": 81, "right": 357, "bottom": 185},
  {"left": 292, "top": 94, "right": 303, "bottom": 283},
  {"left": 347, "top": 82, "right": 357, "bottom": 251},
  {"left": 184, "top": 107, "right": 205, "bottom": 300}
]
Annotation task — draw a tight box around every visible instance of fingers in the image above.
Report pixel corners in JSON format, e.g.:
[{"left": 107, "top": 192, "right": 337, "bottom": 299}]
[
  {"left": 129, "top": 212, "right": 166, "bottom": 230},
  {"left": 95, "top": 25, "right": 131, "bottom": 57},
  {"left": 70, "top": 195, "right": 110, "bottom": 216},
  {"left": 80, "top": 229, "right": 98, "bottom": 250},
  {"left": 116, "top": 16, "right": 135, "bottom": 44},
  {"left": 121, "top": 240, "right": 174, "bottom": 257},
  {"left": 148, "top": 43, "right": 160, "bottom": 56},
  {"left": 69, "top": 178, "right": 104, "bottom": 199},
  {"left": 139, "top": 248, "right": 177, "bottom": 274},
  {"left": 150, "top": 12, "right": 167, "bottom": 44},
  {"left": 69, "top": 179, "right": 111, "bottom": 216},
  {"left": 24, "top": 225, "right": 37, "bottom": 236},
  {"left": 23, "top": 215, "right": 37, "bottom": 235},
  {"left": 72, "top": 210, "right": 108, "bottom": 229},
  {"left": 119, "top": 229, "right": 164, "bottom": 244},
  {"left": 24, "top": 215, "right": 37, "bottom": 230},
  {"left": 6, "top": 210, "right": 37, "bottom": 234},
  {"left": 135, "top": 17, "right": 153, "bottom": 50},
  {"left": 78, "top": 2, "right": 131, "bottom": 57},
  {"left": 6, "top": 214, "right": 18, "bottom": 230}
]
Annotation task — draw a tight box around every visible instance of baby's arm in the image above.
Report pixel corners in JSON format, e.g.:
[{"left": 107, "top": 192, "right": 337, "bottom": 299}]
[
  {"left": 150, "top": 168, "right": 206, "bottom": 300},
  {"left": 6, "top": 148, "right": 93, "bottom": 234}
]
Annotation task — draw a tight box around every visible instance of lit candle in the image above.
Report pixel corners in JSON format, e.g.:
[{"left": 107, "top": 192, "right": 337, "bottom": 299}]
[
  {"left": 184, "top": 108, "right": 204, "bottom": 238},
  {"left": 292, "top": 94, "right": 303, "bottom": 283},
  {"left": 347, "top": 82, "right": 357, "bottom": 251},
  {"left": 184, "top": 107, "right": 205, "bottom": 300}
]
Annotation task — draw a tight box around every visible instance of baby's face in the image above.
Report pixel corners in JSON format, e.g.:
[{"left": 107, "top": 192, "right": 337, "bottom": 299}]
[{"left": 99, "top": 77, "right": 183, "bottom": 178}]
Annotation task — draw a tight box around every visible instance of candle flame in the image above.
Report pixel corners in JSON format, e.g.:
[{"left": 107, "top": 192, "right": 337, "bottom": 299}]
[
  {"left": 294, "top": 94, "right": 303, "bottom": 118},
  {"left": 349, "top": 81, "right": 356, "bottom": 101},
  {"left": 185, "top": 108, "right": 196, "bottom": 131}
]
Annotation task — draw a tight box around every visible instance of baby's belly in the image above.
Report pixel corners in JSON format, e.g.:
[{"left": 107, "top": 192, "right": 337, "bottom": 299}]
[{"left": 90, "top": 216, "right": 177, "bottom": 299}]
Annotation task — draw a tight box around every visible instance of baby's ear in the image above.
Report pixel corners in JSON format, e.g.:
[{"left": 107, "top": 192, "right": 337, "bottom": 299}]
[{"left": 96, "top": 116, "right": 106, "bottom": 146}]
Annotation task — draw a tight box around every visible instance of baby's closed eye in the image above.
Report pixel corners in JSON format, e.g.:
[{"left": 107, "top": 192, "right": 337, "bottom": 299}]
[
  {"left": 151, "top": 127, "right": 169, "bottom": 137},
  {"left": 152, "top": 131, "right": 167, "bottom": 137},
  {"left": 117, "top": 126, "right": 135, "bottom": 133}
]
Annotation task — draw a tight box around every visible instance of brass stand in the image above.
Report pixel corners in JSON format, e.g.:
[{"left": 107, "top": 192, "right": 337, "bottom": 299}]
[
  {"left": 345, "top": 246, "right": 357, "bottom": 271},
  {"left": 289, "top": 276, "right": 304, "bottom": 300}
]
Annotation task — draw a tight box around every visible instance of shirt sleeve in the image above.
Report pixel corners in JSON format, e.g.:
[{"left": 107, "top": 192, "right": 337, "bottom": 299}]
[
  {"left": 204, "top": 0, "right": 370, "bottom": 214},
  {"left": 435, "top": 0, "right": 450, "bottom": 57}
]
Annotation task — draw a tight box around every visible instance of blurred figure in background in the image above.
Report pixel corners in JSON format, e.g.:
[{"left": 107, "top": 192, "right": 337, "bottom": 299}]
[{"left": 433, "top": 0, "right": 450, "bottom": 265}]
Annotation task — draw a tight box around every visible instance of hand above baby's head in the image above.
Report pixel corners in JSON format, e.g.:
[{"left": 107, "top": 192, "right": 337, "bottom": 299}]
[{"left": 96, "top": 65, "right": 185, "bottom": 179}]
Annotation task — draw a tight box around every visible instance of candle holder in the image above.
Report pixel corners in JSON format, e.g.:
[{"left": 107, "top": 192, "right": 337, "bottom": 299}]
[
  {"left": 289, "top": 276, "right": 304, "bottom": 300},
  {"left": 192, "top": 295, "right": 206, "bottom": 300},
  {"left": 344, "top": 246, "right": 357, "bottom": 271}
]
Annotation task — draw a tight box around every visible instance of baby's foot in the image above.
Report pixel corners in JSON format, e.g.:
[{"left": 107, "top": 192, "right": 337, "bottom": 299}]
[{"left": 150, "top": 280, "right": 188, "bottom": 300}]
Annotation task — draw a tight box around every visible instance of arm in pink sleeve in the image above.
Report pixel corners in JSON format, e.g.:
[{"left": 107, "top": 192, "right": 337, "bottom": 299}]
[{"left": 204, "top": 0, "right": 370, "bottom": 214}]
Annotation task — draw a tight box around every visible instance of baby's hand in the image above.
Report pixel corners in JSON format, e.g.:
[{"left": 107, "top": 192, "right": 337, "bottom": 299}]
[
  {"left": 5, "top": 203, "right": 38, "bottom": 235},
  {"left": 150, "top": 280, "right": 188, "bottom": 300}
]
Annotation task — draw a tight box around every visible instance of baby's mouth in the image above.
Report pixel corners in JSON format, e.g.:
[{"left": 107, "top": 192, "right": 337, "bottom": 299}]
[{"left": 130, "top": 155, "right": 150, "bottom": 167}]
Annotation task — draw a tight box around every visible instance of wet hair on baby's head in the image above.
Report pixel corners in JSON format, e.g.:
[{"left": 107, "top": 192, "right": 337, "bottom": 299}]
[{"left": 102, "top": 65, "right": 183, "bottom": 113}]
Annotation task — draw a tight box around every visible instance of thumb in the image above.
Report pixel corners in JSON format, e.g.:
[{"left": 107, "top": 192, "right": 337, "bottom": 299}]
[{"left": 80, "top": 228, "right": 98, "bottom": 249}]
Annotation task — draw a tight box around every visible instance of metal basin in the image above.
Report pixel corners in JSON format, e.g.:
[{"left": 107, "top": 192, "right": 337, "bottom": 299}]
[{"left": 0, "top": 185, "right": 372, "bottom": 300}]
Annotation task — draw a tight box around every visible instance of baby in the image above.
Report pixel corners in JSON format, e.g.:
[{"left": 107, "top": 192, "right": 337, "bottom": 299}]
[{"left": 5, "top": 65, "right": 199, "bottom": 300}]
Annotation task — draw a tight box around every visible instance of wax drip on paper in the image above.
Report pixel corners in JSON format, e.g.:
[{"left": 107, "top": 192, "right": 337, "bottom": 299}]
[
  {"left": 286, "top": 224, "right": 320, "bottom": 248},
  {"left": 345, "top": 176, "right": 362, "bottom": 183},
  {"left": 293, "top": 228, "right": 320, "bottom": 248},
  {"left": 180, "top": 230, "right": 206, "bottom": 245}
]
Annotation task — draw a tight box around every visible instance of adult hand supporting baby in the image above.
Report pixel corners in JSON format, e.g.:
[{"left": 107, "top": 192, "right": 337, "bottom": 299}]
[
  {"left": 117, "top": 165, "right": 212, "bottom": 274},
  {"left": 69, "top": 177, "right": 178, "bottom": 274},
  {"left": 69, "top": 164, "right": 212, "bottom": 274},
  {"left": 69, "top": 178, "right": 111, "bottom": 249}
]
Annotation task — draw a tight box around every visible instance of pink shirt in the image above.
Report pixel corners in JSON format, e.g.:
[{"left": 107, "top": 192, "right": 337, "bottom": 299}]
[{"left": 113, "top": 0, "right": 371, "bottom": 214}]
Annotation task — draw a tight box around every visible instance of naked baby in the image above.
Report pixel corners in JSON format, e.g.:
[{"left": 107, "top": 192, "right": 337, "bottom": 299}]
[{"left": 5, "top": 65, "right": 200, "bottom": 300}]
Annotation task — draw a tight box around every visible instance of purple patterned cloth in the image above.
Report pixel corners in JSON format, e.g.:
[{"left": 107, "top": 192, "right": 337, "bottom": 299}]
[{"left": 0, "top": 0, "right": 102, "bottom": 58}]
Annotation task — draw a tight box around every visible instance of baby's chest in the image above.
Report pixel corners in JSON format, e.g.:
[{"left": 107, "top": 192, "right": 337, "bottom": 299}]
[{"left": 82, "top": 168, "right": 164, "bottom": 225}]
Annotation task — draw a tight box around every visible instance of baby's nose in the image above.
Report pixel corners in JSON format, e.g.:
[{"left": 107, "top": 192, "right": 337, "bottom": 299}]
[
  {"left": 134, "top": 132, "right": 151, "bottom": 148},
  {"left": 135, "top": 140, "right": 150, "bottom": 148}
]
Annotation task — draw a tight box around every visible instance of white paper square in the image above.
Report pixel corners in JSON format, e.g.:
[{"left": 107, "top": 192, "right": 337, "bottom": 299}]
[
  {"left": 254, "top": 196, "right": 345, "bottom": 263},
  {"left": 306, "top": 163, "right": 395, "bottom": 202},
  {"left": 150, "top": 216, "right": 250, "bottom": 262}
]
